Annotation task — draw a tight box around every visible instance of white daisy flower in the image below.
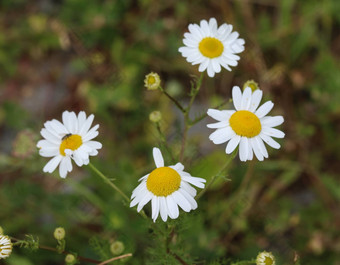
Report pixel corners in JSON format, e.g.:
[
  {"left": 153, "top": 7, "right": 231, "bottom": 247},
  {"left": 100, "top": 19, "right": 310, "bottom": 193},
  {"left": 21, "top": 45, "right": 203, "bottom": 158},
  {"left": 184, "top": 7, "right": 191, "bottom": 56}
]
[
  {"left": 0, "top": 235, "right": 12, "bottom": 259},
  {"left": 207, "top": 86, "right": 284, "bottom": 161},
  {"left": 256, "top": 251, "right": 276, "bottom": 265},
  {"left": 179, "top": 17, "right": 245, "bottom": 78},
  {"left": 130, "top": 148, "right": 206, "bottom": 222},
  {"left": 37, "top": 111, "right": 102, "bottom": 178}
]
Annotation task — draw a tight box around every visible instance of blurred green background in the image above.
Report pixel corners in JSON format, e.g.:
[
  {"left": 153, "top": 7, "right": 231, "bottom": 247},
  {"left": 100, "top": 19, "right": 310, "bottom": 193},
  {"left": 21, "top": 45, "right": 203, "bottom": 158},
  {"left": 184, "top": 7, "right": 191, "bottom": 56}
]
[{"left": 0, "top": 0, "right": 340, "bottom": 264}]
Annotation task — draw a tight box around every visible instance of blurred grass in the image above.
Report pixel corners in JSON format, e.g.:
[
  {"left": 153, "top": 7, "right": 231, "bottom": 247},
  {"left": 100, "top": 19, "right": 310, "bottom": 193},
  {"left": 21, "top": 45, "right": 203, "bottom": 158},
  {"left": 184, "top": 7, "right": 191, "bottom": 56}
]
[{"left": 0, "top": 0, "right": 340, "bottom": 264}]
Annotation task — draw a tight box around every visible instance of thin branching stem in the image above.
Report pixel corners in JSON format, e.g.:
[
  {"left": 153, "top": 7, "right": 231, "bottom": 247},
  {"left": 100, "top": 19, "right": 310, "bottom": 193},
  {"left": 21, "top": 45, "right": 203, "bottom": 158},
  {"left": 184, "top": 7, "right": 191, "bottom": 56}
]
[
  {"left": 88, "top": 162, "right": 130, "bottom": 203},
  {"left": 196, "top": 150, "right": 237, "bottom": 200},
  {"left": 160, "top": 86, "right": 186, "bottom": 113},
  {"left": 11, "top": 237, "right": 102, "bottom": 264},
  {"left": 179, "top": 73, "right": 204, "bottom": 161}
]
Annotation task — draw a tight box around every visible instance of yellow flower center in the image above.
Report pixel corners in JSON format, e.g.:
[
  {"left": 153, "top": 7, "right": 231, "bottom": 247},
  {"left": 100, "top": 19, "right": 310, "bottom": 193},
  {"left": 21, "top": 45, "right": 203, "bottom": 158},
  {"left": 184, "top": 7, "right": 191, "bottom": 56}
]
[
  {"left": 59, "top": 134, "right": 83, "bottom": 156},
  {"left": 229, "top": 110, "right": 262, "bottom": 137},
  {"left": 146, "top": 167, "right": 181, "bottom": 196},
  {"left": 199, "top": 37, "right": 224, "bottom": 58},
  {"left": 148, "top": 75, "right": 156, "bottom": 85},
  {"left": 264, "top": 257, "right": 274, "bottom": 265}
]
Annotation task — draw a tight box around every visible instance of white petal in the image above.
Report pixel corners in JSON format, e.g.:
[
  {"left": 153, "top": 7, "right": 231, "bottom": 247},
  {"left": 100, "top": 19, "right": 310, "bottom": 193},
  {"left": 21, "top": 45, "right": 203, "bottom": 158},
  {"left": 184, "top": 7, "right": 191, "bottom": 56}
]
[
  {"left": 209, "top": 126, "right": 236, "bottom": 145},
  {"left": 255, "top": 101, "right": 274, "bottom": 118},
  {"left": 260, "top": 134, "right": 281, "bottom": 149},
  {"left": 159, "top": 197, "right": 168, "bottom": 222},
  {"left": 249, "top": 90, "right": 263, "bottom": 112},
  {"left": 152, "top": 196, "right": 160, "bottom": 222},
  {"left": 207, "top": 109, "right": 232, "bottom": 122},
  {"left": 198, "top": 59, "right": 209, "bottom": 72},
  {"left": 255, "top": 137, "right": 268, "bottom": 158},
  {"left": 250, "top": 138, "right": 264, "bottom": 161},
  {"left": 239, "top": 137, "right": 249, "bottom": 161},
  {"left": 77, "top": 111, "right": 87, "bottom": 130},
  {"left": 167, "top": 196, "right": 179, "bottom": 219},
  {"left": 39, "top": 148, "right": 59, "bottom": 157},
  {"left": 43, "top": 155, "right": 62, "bottom": 173},
  {"left": 180, "top": 189, "right": 197, "bottom": 210},
  {"left": 226, "top": 135, "right": 241, "bottom": 154},
  {"left": 262, "top": 127, "right": 285, "bottom": 138},
  {"left": 207, "top": 120, "right": 228, "bottom": 129},
  {"left": 79, "top": 114, "right": 94, "bottom": 135},
  {"left": 181, "top": 181, "right": 197, "bottom": 197},
  {"left": 59, "top": 157, "right": 68, "bottom": 178},
  {"left": 153, "top": 147, "right": 164, "bottom": 168},
  {"left": 172, "top": 190, "right": 191, "bottom": 212},
  {"left": 232, "top": 86, "right": 242, "bottom": 111},
  {"left": 247, "top": 141, "right": 254, "bottom": 161},
  {"left": 40, "top": 128, "right": 60, "bottom": 145},
  {"left": 241, "top": 87, "right": 252, "bottom": 110},
  {"left": 206, "top": 62, "right": 215, "bottom": 77},
  {"left": 181, "top": 175, "right": 206, "bottom": 189},
  {"left": 137, "top": 191, "right": 153, "bottom": 212},
  {"left": 82, "top": 125, "right": 99, "bottom": 141},
  {"left": 85, "top": 141, "right": 102, "bottom": 150},
  {"left": 172, "top": 163, "right": 184, "bottom": 172},
  {"left": 261, "top": 116, "right": 284, "bottom": 127}
]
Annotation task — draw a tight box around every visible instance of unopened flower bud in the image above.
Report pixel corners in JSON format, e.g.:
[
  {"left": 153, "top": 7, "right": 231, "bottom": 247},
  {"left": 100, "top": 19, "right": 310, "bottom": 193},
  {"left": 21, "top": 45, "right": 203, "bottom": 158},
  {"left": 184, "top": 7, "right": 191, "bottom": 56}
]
[
  {"left": 110, "top": 241, "right": 125, "bottom": 255},
  {"left": 65, "top": 254, "right": 76, "bottom": 264},
  {"left": 149, "top": 111, "right": 162, "bottom": 123},
  {"left": 243, "top": 80, "right": 259, "bottom": 92},
  {"left": 144, "top": 72, "right": 161, "bottom": 90},
  {"left": 54, "top": 227, "right": 65, "bottom": 240},
  {"left": 256, "top": 251, "right": 275, "bottom": 265}
]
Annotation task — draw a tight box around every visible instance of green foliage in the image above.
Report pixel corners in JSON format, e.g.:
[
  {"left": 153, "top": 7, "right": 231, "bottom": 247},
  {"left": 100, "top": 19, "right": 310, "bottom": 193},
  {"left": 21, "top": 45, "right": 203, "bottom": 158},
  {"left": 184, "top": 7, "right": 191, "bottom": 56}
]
[{"left": 1, "top": 0, "right": 340, "bottom": 264}]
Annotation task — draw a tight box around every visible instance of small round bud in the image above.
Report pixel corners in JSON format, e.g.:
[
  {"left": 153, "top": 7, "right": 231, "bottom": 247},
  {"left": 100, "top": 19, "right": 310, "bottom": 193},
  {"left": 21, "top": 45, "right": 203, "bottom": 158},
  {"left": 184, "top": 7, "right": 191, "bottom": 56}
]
[
  {"left": 149, "top": 111, "right": 162, "bottom": 123},
  {"left": 65, "top": 254, "right": 76, "bottom": 264},
  {"left": 110, "top": 241, "right": 125, "bottom": 255},
  {"left": 54, "top": 227, "right": 65, "bottom": 240},
  {"left": 256, "top": 251, "right": 275, "bottom": 265},
  {"left": 144, "top": 72, "right": 161, "bottom": 90},
  {"left": 243, "top": 80, "right": 259, "bottom": 92}
]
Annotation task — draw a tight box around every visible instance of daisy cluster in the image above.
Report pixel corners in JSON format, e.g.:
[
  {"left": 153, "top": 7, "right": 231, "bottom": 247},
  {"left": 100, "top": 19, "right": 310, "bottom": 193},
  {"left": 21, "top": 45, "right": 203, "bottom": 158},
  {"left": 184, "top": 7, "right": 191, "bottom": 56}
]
[{"left": 36, "top": 17, "right": 284, "bottom": 224}]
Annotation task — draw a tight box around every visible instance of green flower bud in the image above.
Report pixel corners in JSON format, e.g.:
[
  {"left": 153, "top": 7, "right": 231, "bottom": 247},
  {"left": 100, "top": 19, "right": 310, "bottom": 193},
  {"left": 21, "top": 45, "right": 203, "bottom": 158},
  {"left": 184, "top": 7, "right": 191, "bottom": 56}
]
[
  {"left": 65, "top": 254, "right": 76, "bottom": 264},
  {"left": 243, "top": 80, "right": 259, "bottom": 92},
  {"left": 54, "top": 227, "right": 66, "bottom": 241},
  {"left": 110, "top": 241, "right": 125, "bottom": 255},
  {"left": 149, "top": 111, "right": 162, "bottom": 123}
]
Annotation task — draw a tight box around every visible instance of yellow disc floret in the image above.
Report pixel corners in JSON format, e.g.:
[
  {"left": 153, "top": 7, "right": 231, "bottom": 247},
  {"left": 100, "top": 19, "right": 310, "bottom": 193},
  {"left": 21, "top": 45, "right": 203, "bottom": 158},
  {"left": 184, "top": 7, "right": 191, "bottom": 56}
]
[
  {"left": 229, "top": 110, "right": 262, "bottom": 137},
  {"left": 59, "top": 134, "right": 83, "bottom": 156},
  {"left": 264, "top": 257, "right": 274, "bottom": 265},
  {"left": 146, "top": 167, "right": 181, "bottom": 196},
  {"left": 199, "top": 37, "right": 224, "bottom": 58}
]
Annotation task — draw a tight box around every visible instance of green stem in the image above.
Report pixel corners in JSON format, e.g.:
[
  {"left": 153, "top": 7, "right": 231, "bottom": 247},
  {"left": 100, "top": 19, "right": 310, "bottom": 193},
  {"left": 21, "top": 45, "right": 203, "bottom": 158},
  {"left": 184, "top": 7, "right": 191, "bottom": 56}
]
[
  {"left": 160, "top": 86, "right": 185, "bottom": 113},
  {"left": 189, "top": 98, "right": 231, "bottom": 126},
  {"left": 88, "top": 162, "right": 130, "bottom": 203},
  {"left": 179, "top": 73, "right": 204, "bottom": 161},
  {"left": 196, "top": 150, "right": 237, "bottom": 200},
  {"left": 156, "top": 122, "right": 175, "bottom": 163}
]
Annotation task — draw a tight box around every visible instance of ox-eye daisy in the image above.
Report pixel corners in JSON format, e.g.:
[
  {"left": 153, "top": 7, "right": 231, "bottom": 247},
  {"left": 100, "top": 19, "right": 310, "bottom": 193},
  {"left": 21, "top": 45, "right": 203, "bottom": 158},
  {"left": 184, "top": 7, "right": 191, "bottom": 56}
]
[
  {"left": 37, "top": 111, "right": 102, "bottom": 178},
  {"left": 130, "top": 148, "right": 206, "bottom": 222},
  {"left": 179, "top": 17, "right": 245, "bottom": 77},
  {"left": 207, "top": 86, "right": 284, "bottom": 161}
]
